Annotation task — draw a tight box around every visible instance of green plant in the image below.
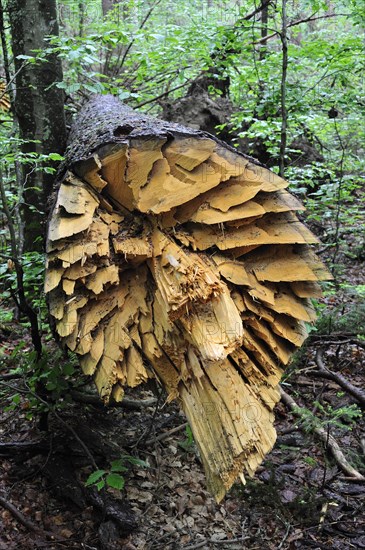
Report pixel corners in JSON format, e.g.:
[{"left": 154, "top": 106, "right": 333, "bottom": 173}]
[
  {"left": 85, "top": 455, "right": 148, "bottom": 491},
  {"left": 1, "top": 346, "right": 82, "bottom": 419},
  {"left": 178, "top": 424, "right": 195, "bottom": 451},
  {"left": 293, "top": 401, "right": 362, "bottom": 434}
]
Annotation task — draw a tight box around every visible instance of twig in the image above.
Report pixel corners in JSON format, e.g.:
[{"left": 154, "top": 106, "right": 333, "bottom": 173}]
[
  {"left": 0, "top": 494, "right": 65, "bottom": 540},
  {"left": 145, "top": 422, "right": 188, "bottom": 447},
  {"left": 0, "top": 372, "right": 22, "bottom": 381},
  {"left": 136, "top": 80, "right": 192, "bottom": 108},
  {"left": 313, "top": 348, "right": 365, "bottom": 407},
  {"left": 254, "top": 12, "right": 348, "bottom": 45},
  {"left": 0, "top": 168, "right": 42, "bottom": 357},
  {"left": 117, "top": 0, "right": 163, "bottom": 73},
  {"left": 70, "top": 390, "right": 157, "bottom": 410},
  {"left": 3, "top": 379, "right": 100, "bottom": 471},
  {"left": 280, "top": 387, "right": 365, "bottom": 480}
]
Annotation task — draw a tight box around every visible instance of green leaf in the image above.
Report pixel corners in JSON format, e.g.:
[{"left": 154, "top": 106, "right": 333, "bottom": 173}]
[
  {"left": 85, "top": 470, "right": 106, "bottom": 486},
  {"left": 106, "top": 473, "right": 125, "bottom": 490},
  {"left": 96, "top": 479, "right": 105, "bottom": 491},
  {"left": 121, "top": 455, "right": 148, "bottom": 467},
  {"left": 63, "top": 363, "right": 75, "bottom": 376},
  {"left": 110, "top": 459, "right": 128, "bottom": 473}
]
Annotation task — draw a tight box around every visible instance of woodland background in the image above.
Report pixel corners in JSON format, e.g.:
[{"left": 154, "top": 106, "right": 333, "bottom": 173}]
[{"left": 0, "top": 1, "right": 364, "bottom": 549}]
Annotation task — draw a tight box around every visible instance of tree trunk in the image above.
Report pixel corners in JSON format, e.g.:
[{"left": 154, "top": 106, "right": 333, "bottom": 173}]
[
  {"left": 279, "top": 0, "right": 288, "bottom": 177},
  {"left": 102, "top": 0, "right": 122, "bottom": 16},
  {"left": 46, "top": 95, "right": 331, "bottom": 502},
  {"left": 8, "top": 0, "right": 66, "bottom": 252}
]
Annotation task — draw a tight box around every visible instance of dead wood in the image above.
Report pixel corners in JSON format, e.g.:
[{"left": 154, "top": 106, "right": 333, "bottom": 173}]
[
  {"left": 70, "top": 390, "right": 157, "bottom": 410},
  {"left": 280, "top": 387, "right": 365, "bottom": 481},
  {"left": 311, "top": 348, "right": 365, "bottom": 408},
  {"left": 46, "top": 94, "right": 332, "bottom": 501},
  {"left": 0, "top": 494, "right": 66, "bottom": 540}
]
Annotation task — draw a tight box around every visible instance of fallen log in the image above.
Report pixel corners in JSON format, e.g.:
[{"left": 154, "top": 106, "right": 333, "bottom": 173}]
[{"left": 45, "top": 95, "right": 331, "bottom": 502}]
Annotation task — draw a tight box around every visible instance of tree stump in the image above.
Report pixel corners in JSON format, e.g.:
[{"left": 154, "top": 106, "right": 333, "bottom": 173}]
[{"left": 45, "top": 95, "right": 331, "bottom": 501}]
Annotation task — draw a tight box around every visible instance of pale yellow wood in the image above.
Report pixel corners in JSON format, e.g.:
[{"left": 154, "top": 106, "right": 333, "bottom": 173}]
[
  {"left": 269, "top": 288, "right": 316, "bottom": 322},
  {"left": 100, "top": 144, "right": 134, "bottom": 211},
  {"left": 126, "top": 346, "right": 149, "bottom": 387},
  {"left": 242, "top": 316, "right": 293, "bottom": 364},
  {"left": 48, "top": 289, "right": 65, "bottom": 320},
  {"left": 126, "top": 137, "right": 165, "bottom": 199},
  {"left": 270, "top": 314, "right": 308, "bottom": 347},
  {"left": 57, "top": 181, "right": 94, "bottom": 215},
  {"left": 48, "top": 181, "right": 99, "bottom": 242},
  {"left": 244, "top": 245, "right": 320, "bottom": 283},
  {"left": 64, "top": 261, "right": 98, "bottom": 281},
  {"left": 211, "top": 254, "right": 250, "bottom": 286},
  {"left": 179, "top": 286, "right": 243, "bottom": 361},
  {"left": 198, "top": 178, "right": 264, "bottom": 213},
  {"left": 86, "top": 218, "right": 110, "bottom": 258},
  {"left": 165, "top": 137, "right": 215, "bottom": 170},
  {"left": 246, "top": 272, "right": 276, "bottom": 305},
  {"left": 149, "top": 229, "right": 224, "bottom": 319},
  {"left": 56, "top": 308, "right": 77, "bottom": 338},
  {"left": 85, "top": 265, "right": 119, "bottom": 294},
  {"left": 45, "top": 112, "right": 331, "bottom": 504},
  {"left": 190, "top": 200, "right": 265, "bottom": 225},
  {"left": 74, "top": 154, "right": 108, "bottom": 191},
  {"left": 62, "top": 278, "right": 75, "bottom": 295},
  {"left": 80, "top": 328, "right": 105, "bottom": 375},
  {"left": 178, "top": 212, "right": 319, "bottom": 252},
  {"left": 137, "top": 157, "right": 223, "bottom": 214},
  {"left": 291, "top": 280, "right": 323, "bottom": 298},
  {"left": 44, "top": 267, "right": 64, "bottom": 293}
]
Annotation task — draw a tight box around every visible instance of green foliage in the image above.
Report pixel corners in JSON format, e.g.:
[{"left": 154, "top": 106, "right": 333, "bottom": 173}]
[
  {"left": 0, "top": 346, "right": 81, "bottom": 419},
  {"left": 315, "top": 284, "right": 365, "bottom": 338},
  {"left": 85, "top": 455, "right": 148, "bottom": 492},
  {"left": 178, "top": 424, "right": 195, "bottom": 451},
  {"left": 293, "top": 401, "right": 362, "bottom": 434}
]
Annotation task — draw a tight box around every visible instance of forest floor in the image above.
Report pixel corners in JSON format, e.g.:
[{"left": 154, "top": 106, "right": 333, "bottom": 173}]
[{"left": 0, "top": 235, "right": 364, "bottom": 550}]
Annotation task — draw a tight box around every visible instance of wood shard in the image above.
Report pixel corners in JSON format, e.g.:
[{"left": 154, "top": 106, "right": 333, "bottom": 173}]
[{"left": 46, "top": 95, "right": 332, "bottom": 503}]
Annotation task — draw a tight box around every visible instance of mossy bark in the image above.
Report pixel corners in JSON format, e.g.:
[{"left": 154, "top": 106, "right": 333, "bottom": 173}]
[{"left": 8, "top": 0, "right": 66, "bottom": 251}]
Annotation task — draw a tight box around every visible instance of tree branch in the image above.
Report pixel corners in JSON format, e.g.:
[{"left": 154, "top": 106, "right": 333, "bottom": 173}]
[
  {"left": 0, "top": 168, "right": 42, "bottom": 357},
  {"left": 254, "top": 12, "right": 348, "bottom": 45},
  {"left": 312, "top": 348, "right": 365, "bottom": 408},
  {"left": 280, "top": 387, "right": 365, "bottom": 480}
]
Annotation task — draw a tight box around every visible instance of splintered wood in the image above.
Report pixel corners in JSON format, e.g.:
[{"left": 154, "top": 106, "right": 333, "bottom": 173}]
[{"left": 46, "top": 96, "right": 331, "bottom": 502}]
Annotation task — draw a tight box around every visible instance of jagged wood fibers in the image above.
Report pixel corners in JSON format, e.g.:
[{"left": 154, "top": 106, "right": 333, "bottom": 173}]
[{"left": 46, "top": 95, "right": 331, "bottom": 502}]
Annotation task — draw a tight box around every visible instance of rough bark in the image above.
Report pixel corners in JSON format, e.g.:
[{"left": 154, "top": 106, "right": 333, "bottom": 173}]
[
  {"left": 46, "top": 95, "right": 331, "bottom": 501},
  {"left": 8, "top": 0, "right": 67, "bottom": 251}
]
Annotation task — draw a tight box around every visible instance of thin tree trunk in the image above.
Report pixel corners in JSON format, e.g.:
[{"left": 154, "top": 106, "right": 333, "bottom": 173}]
[
  {"left": 0, "top": 0, "right": 13, "bottom": 104},
  {"left": 79, "top": 0, "right": 85, "bottom": 37},
  {"left": 8, "top": 0, "right": 67, "bottom": 252},
  {"left": 279, "top": 0, "right": 288, "bottom": 177},
  {"left": 259, "top": 2, "right": 268, "bottom": 61}
]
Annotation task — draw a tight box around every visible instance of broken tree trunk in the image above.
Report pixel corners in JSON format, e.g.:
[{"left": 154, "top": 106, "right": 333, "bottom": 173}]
[{"left": 45, "top": 95, "right": 331, "bottom": 502}]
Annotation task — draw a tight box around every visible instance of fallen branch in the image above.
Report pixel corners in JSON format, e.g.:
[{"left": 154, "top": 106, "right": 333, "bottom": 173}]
[
  {"left": 70, "top": 390, "right": 157, "bottom": 410},
  {"left": 0, "top": 440, "right": 49, "bottom": 456},
  {"left": 145, "top": 422, "right": 188, "bottom": 447},
  {"left": 280, "top": 387, "right": 365, "bottom": 481},
  {"left": 313, "top": 348, "right": 365, "bottom": 408},
  {"left": 0, "top": 494, "right": 64, "bottom": 540},
  {"left": 0, "top": 372, "right": 22, "bottom": 381}
]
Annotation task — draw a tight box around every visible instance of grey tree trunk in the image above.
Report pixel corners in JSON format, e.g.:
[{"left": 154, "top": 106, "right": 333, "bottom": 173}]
[{"left": 8, "top": 0, "right": 66, "bottom": 252}]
